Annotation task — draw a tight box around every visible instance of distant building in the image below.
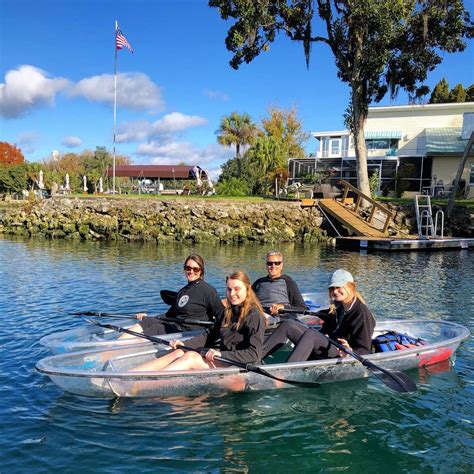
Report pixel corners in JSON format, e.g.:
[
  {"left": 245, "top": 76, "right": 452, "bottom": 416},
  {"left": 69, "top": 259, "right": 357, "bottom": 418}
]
[{"left": 290, "top": 102, "right": 474, "bottom": 198}]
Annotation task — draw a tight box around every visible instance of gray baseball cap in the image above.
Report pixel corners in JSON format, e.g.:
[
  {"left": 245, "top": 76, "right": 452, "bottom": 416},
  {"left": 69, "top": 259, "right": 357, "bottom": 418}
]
[{"left": 328, "top": 269, "right": 354, "bottom": 288}]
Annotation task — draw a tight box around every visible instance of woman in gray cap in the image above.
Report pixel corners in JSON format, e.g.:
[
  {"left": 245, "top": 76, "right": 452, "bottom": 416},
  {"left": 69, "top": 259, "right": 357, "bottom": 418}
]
[{"left": 262, "top": 269, "right": 376, "bottom": 362}]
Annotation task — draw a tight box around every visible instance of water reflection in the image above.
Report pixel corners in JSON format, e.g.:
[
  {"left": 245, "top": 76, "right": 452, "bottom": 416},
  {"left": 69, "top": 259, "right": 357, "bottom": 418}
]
[{"left": 1, "top": 236, "right": 473, "bottom": 472}]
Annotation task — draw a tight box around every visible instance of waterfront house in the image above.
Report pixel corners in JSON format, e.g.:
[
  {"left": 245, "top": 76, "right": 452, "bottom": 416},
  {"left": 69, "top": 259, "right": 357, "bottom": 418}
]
[{"left": 290, "top": 102, "right": 474, "bottom": 198}]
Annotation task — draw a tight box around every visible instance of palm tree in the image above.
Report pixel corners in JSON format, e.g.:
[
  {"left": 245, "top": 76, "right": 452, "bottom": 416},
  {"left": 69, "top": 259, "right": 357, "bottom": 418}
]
[{"left": 216, "top": 112, "right": 258, "bottom": 177}]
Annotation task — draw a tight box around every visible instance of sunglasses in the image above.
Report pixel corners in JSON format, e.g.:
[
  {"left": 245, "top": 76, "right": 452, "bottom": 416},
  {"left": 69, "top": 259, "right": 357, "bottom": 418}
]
[
  {"left": 266, "top": 261, "right": 282, "bottom": 266},
  {"left": 184, "top": 265, "right": 201, "bottom": 273}
]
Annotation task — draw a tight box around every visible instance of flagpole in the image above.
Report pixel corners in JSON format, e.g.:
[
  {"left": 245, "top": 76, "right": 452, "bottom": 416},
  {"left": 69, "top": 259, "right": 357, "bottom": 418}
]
[{"left": 112, "top": 20, "right": 118, "bottom": 194}]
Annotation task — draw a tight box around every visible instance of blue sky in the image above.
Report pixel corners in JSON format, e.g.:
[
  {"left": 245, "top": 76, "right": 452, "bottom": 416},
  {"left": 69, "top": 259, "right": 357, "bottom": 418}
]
[{"left": 1, "top": 0, "right": 473, "bottom": 178}]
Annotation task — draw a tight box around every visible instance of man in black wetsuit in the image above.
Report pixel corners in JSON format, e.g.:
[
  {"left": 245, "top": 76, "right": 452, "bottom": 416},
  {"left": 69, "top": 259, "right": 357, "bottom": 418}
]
[{"left": 252, "top": 250, "right": 307, "bottom": 315}]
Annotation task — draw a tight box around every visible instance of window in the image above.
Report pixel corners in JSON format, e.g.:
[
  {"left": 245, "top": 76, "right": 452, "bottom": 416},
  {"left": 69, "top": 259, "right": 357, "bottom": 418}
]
[
  {"left": 331, "top": 139, "right": 341, "bottom": 155},
  {"left": 470, "top": 163, "right": 474, "bottom": 185},
  {"left": 365, "top": 138, "right": 399, "bottom": 150}
]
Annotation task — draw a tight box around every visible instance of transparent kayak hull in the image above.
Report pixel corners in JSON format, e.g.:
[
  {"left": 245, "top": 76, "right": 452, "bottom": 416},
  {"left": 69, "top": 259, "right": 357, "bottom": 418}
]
[
  {"left": 36, "top": 320, "right": 470, "bottom": 398},
  {"left": 39, "top": 319, "right": 203, "bottom": 354},
  {"left": 40, "top": 292, "right": 327, "bottom": 354}
]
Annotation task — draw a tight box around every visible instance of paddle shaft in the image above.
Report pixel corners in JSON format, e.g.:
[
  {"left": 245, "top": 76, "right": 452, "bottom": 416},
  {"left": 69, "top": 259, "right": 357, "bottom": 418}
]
[
  {"left": 320, "top": 333, "right": 417, "bottom": 393},
  {"left": 279, "top": 308, "right": 323, "bottom": 317},
  {"left": 86, "top": 318, "right": 320, "bottom": 388},
  {"left": 73, "top": 311, "right": 213, "bottom": 327}
]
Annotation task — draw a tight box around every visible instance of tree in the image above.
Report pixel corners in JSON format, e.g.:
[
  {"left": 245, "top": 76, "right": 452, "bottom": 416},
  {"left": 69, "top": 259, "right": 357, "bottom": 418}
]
[
  {"left": 429, "top": 78, "right": 450, "bottom": 103},
  {"left": 449, "top": 83, "right": 467, "bottom": 102},
  {"left": 262, "top": 106, "right": 309, "bottom": 161},
  {"left": 467, "top": 84, "right": 474, "bottom": 102},
  {"left": 216, "top": 112, "right": 259, "bottom": 177},
  {"left": 247, "top": 135, "right": 283, "bottom": 194},
  {"left": 0, "top": 142, "right": 26, "bottom": 166},
  {"left": 209, "top": 0, "right": 473, "bottom": 197}
]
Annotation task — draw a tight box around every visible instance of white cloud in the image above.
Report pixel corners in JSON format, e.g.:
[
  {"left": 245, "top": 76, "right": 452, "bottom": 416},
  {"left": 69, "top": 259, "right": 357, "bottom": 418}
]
[
  {"left": 203, "top": 88, "right": 229, "bottom": 101},
  {"left": 69, "top": 72, "right": 164, "bottom": 111},
  {"left": 0, "top": 65, "right": 70, "bottom": 118},
  {"left": 16, "top": 132, "right": 40, "bottom": 154},
  {"left": 117, "top": 112, "right": 208, "bottom": 143},
  {"left": 62, "top": 136, "right": 82, "bottom": 148}
]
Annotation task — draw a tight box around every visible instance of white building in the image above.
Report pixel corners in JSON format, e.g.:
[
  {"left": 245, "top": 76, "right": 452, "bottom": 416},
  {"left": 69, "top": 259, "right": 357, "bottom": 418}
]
[{"left": 290, "top": 102, "right": 474, "bottom": 198}]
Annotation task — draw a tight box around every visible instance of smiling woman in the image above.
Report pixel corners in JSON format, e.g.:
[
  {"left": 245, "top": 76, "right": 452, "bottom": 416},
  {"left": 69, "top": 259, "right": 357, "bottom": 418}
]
[
  {"left": 263, "top": 269, "right": 376, "bottom": 362},
  {"left": 130, "top": 270, "right": 267, "bottom": 372},
  {"left": 118, "top": 254, "right": 224, "bottom": 339}
]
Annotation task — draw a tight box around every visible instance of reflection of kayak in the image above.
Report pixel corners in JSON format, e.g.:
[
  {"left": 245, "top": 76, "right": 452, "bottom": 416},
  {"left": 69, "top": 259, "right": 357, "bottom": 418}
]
[
  {"left": 36, "top": 320, "right": 469, "bottom": 399},
  {"left": 40, "top": 292, "right": 327, "bottom": 354}
]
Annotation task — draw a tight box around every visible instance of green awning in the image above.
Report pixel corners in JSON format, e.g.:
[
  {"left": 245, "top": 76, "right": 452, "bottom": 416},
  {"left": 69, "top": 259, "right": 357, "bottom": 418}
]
[
  {"left": 364, "top": 131, "right": 402, "bottom": 139},
  {"left": 425, "top": 127, "right": 469, "bottom": 154}
]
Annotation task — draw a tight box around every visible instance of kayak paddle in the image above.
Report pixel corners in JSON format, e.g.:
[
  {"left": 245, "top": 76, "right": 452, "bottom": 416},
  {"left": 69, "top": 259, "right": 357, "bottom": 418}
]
[
  {"left": 71, "top": 311, "right": 214, "bottom": 327},
  {"left": 84, "top": 318, "right": 321, "bottom": 389},
  {"left": 322, "top": 334, "right": 418, "bottom": 393}
]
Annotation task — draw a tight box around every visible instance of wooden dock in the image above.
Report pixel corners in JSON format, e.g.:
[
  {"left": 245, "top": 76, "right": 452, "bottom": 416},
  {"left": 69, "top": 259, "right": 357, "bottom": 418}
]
[
  {"left": 319, "top": 198, "right": 387, "bottom": 238},
  {"left": 335, "top": 236, "right": 474, "bottom": 252}
]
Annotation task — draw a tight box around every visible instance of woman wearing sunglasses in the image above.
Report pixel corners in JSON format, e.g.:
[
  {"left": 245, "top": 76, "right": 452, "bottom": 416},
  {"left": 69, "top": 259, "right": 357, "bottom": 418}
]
[
  {"left": 262, "top": 269, "right": 375, "bottom": 362},
  {"left": 120, "top": 254, "right": 224, "bottom": 338},
  {"left": 131, "top": 270, "right": 266, "bottom": 372}
]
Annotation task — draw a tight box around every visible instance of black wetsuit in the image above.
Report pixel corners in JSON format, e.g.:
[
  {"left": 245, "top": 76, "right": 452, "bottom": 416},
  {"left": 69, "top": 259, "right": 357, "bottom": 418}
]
[
  {"left": 263, "top": 298, "right": 376, "bottom": 362},
  {"left": 252, "top": 274, "right": 307, "bottom": 312},
  {"left": 185, "top": 305, "right": 266, "bottom": 364},
  {"left": 139, "top": 279, "right": 224, "bottom": 335}
]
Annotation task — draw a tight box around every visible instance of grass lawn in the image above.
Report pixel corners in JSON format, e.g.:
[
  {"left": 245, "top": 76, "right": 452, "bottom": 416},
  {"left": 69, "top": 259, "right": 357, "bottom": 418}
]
[
  {"left": 377, "top": 196, "right": 474, "bottom": 210},
  {"left": 59, "top": 193, "right": 268, "bottom": 202}
]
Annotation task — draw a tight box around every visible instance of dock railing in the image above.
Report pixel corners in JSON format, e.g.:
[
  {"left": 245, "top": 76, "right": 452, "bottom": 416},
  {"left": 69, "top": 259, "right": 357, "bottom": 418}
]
[{"left": 338, "top": 180, "right": 394, "bottom": 234}]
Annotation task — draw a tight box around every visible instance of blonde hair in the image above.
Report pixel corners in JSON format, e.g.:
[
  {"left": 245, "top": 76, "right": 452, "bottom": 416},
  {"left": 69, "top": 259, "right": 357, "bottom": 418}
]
[
  {"left": 224, "top": 270, "right": 266, "bottom": 329},
  {"left": 328, "top": 281, "right": 365, "bottom": 315}
]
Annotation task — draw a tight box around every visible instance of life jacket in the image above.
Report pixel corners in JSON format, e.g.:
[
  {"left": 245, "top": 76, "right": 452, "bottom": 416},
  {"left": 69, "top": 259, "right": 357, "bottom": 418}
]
[{"left": 372, "top": 331, "right": 427, "bottom": 353}]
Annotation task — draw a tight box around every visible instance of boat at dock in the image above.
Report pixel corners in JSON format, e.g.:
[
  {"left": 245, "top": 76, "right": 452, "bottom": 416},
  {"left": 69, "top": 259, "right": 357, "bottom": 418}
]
[{"left": 36, "top": 320, "right": 469, "bottom": 399}]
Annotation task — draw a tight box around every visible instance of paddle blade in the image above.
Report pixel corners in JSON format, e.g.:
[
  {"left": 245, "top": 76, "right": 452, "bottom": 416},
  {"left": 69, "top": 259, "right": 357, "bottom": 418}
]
[
  {"left": 369, "top": 368, "right": 418, "bottom": 393},
  {"left": 160, "top": 290, "right": 177, "bottom": 306}
]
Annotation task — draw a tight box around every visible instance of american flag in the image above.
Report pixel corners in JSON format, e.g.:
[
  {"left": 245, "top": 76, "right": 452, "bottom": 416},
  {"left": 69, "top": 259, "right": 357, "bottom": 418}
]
[{"left": 116, "top": 27, "right": 134, "bottom": 53}]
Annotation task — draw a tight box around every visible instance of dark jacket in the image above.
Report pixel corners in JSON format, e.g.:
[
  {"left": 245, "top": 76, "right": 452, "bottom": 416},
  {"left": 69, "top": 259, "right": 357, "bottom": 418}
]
[
  {"left": 317, "top": 298, "right": 376, "bottom": 355},
  {"left": 185, "top": 305, "right": 266, "bottom": 364},
  {"left": 252, "top": 274, "right": 307, "bottom": 312},
  {"left": 165, "top": 279, "right": 224, "bottom": 330}
]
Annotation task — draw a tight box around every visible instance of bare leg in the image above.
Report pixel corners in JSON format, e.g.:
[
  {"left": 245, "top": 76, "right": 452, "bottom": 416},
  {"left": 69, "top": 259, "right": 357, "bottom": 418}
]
[
  {"left": 161, "top": 351, "right": 213, "bottom": 371},
  {"left": 130, "top": 349, "right": 186, "bottom": 371}
]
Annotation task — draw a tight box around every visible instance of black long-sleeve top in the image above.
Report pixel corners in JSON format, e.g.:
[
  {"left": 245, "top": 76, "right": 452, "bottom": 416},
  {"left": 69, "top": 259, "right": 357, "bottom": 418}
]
[
  {"left": 184, "top": 305, "right": 266, "bottom": 364},
  {"left": 164, "top": 279, "right": 224, "bottom": 330},
  {"left": 252, "top": 274, "right": 308, "bottom": 312},
  {"left": 316, "top": 298, "right": 376, "bottom": 355}
]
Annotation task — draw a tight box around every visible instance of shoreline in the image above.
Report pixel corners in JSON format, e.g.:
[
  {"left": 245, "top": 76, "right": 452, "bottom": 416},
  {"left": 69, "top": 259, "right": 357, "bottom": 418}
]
[{"left": 0, "top": 197, "right": 327, "bottom": 244}]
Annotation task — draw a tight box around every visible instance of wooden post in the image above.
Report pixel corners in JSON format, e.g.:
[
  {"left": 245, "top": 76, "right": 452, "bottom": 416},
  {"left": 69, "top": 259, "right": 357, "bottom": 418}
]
[{"left": 368, "top": 206, "right": 376, "bottom": 224}]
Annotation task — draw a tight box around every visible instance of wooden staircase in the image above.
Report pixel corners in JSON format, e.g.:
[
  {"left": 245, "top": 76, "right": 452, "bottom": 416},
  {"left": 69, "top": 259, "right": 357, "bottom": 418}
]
[{"left": 318, "top": 181, "right": 394, "bottom": 238}]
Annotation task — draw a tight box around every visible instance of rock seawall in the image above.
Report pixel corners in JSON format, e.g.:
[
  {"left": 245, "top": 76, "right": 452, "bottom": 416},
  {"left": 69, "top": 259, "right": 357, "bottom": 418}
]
[{"left": 0, "top": 198, "right": 326, "bottom": 244}]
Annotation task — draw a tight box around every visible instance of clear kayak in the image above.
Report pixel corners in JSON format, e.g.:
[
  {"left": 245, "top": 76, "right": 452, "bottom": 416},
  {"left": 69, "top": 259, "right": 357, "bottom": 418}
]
[
  {"left": 36, "top": 320, "right": 469, "bottom": 399},
  {"left": 40, "top": 292, "right": 327, "bottom": 354}
]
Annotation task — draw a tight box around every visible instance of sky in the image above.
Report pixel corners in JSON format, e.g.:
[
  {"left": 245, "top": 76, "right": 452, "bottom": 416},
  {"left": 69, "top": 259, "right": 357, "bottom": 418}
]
[{"left": 1, "top": 0, "right": 474, "bottom": 179}]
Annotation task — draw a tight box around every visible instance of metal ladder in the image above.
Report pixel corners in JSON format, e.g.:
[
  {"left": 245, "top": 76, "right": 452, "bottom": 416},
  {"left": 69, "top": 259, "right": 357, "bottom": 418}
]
[{"left": 415, "top": 195, "right": 435, "bottom": 239}]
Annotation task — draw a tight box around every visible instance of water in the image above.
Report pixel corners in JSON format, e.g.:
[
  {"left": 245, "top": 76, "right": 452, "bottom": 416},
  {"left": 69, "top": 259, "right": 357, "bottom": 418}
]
[{"left": 0, "top": 236, "right": 473, "bottom": 473}]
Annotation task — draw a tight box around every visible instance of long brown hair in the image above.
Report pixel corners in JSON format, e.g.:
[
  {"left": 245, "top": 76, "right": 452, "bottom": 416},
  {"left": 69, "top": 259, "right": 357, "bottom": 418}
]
[
  {"left": 224, "top": 270, "right": 266, "bottom": 329},
  {"left": 328, "top": 281, "right": 365, "bottom": 315},
  {"left": 184, "top": 254, "right": 205, "bottom": 279}
]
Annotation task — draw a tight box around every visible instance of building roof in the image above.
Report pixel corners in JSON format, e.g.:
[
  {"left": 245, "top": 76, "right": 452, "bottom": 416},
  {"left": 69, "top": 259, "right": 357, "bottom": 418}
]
[
  {"left": 424, "top": 127, "right": 470, "bottom": 155},
  {"left": 106, "top": 165, "right": 203, "bottom": 179}
]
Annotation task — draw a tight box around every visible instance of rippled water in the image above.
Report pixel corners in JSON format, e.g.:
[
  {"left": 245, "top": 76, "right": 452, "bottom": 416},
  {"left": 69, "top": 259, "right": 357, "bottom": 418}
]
[{"left": 1, "top": 236, "right": 472, "bottom": 473}]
